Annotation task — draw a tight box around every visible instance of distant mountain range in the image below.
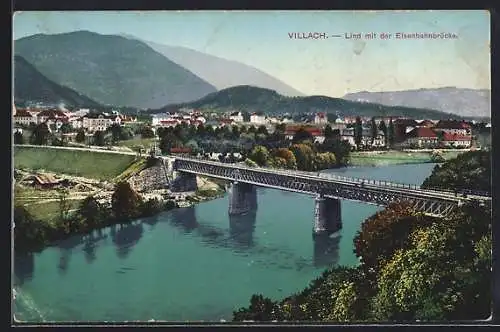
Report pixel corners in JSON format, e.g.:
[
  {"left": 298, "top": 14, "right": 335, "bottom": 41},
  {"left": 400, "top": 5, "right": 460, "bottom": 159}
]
[
  {"left": 13, "top": 55, "right": 101, "bottom": 108},
  {"left": 150, "top": 85, "right": 461, "bottom": 120},
  {"left": 343, "top": 87, "right": 491, "bottom": 118},
  {"left": 120, "top": 34, "right": 304, "bottom": 97},
  {"left": 14, "top": 31, "right": 217, "bottom": 109}
]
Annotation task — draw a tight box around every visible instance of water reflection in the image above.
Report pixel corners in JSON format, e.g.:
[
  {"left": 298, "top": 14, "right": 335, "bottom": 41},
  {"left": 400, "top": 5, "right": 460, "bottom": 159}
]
[
  {"left": 82, "top": 230, "right": 107, "bottom": 264},
  {"left": 111, "top": 222, "right": 144, "bottom": 260},
  {"left": 228, "top": 210, "right": 257, "bottom": 248},
  {"left": 57, "top": 236, "right": 83, "bottom": 275},
  {"left": 313, "top": 233, "right": 341, "bottom": 268},
  {"left": 170, "top": 207, "right": 198, "bottom": 233},
  {"left": 14, "top": 252, "right": 34, "bottom": 286}
]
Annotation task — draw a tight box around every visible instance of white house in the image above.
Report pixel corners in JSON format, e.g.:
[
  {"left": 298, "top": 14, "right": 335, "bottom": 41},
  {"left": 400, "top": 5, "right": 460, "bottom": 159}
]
[
  {"left": 229, "top": 111, "right": 244, "bottom": 123},
  {"left": 250, "top": 113, "right": 267, "bottom": 125},
  {"left": 82, "top": 112, "right": 121, "bottom": 132},
  {"left": 13, "top": 109, "right": 37, "bottom": 126}
]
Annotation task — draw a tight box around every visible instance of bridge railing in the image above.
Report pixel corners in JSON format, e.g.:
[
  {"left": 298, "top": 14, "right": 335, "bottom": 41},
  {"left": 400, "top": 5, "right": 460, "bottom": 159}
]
[
  {"left": 176, "top": 155, "right": 423, "bottom": 191},
  {"left": 175, "top": 156, "right": 491, "bottom": 198}
]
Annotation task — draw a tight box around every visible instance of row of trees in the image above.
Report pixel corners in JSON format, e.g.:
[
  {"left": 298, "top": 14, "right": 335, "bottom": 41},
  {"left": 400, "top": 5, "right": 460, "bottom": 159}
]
[
  {"left": 248, "top": 143, "right": 339, "bottom": 172},
  {"left": 233, "top": 150, "right": 492, "bottom": 322},
  {"left": 353, "top": 116, "right": 396, "bottom": 149}
]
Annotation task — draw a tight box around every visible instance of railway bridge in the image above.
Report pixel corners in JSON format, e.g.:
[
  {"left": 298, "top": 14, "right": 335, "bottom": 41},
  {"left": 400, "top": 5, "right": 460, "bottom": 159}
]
[{"left": 167, "top": 156, "right": 491, "bottom": 236}]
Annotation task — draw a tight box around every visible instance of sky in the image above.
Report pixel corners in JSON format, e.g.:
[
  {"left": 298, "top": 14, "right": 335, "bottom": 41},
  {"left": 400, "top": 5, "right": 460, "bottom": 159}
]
[{"left": 13, "top": 10, "right": 490, "bottom": 97}]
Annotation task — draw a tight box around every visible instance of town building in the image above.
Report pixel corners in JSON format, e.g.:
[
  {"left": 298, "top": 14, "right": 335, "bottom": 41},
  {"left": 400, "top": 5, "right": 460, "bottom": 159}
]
[
  {"left": 441, "top": 132, "right": 472, "bottom": 148},
  {"left": 36, "top": 109, "right": 69, "bottom": 125},
  {"left": 284, "top": 126, "right": 325, "bottom": 144},
  {"left": 340, "top": 127, "right": 385, "bottom": 148},
  {"left": 229, "top": 111, "right": 244, "bottom": 123},
  {"left": 158, "top": 119, "right": 181, "bottom": 128},
  {"left": 403, "top": 127, "right": 439, "bottom": 148},
  {"left": 250, "top": 112, "right": 267, "bottom": 125},
  {"left": 13, "top": 108, "right": 37, "bottom": 126},
  {"left": 314, "top": 112, "right": 328, "bottom": 125},
  {"left": 82, "top": 112, "right": 121, "bottom": 132},
  {"left": 433, "top": 120, "right": 472, "bottom": 136}
]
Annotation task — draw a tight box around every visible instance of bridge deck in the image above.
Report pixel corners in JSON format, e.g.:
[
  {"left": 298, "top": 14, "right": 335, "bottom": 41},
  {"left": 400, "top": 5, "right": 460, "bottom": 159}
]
[{"left": 169, "top": 156, "right": 491, "bottom": 217}]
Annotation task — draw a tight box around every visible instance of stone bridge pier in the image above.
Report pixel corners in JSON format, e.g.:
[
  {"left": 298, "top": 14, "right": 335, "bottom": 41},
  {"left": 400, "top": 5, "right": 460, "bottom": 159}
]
[
  {"left": 170, "top": 171, "right": 198, "bottom": 192},
  {"left": 228, "top": 182, "right": 258, "bottom": 215},
  {"left": 313, "top": 194, "right": 342, "bottom": 236}
]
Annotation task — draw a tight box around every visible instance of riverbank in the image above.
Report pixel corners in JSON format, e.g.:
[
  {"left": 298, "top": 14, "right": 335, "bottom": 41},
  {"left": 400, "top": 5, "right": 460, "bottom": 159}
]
[
  {"left": 349, "top": 150, "right": 462, "bottom": 166},
  {"left": 13, "top": 161, "right": 227, "bottom": 254}
]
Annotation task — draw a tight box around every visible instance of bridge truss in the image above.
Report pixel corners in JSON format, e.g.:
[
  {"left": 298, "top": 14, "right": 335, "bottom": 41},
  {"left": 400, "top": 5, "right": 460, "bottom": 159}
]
[{"left": 172, "top": 157, "right": 490, "bottom": 218}]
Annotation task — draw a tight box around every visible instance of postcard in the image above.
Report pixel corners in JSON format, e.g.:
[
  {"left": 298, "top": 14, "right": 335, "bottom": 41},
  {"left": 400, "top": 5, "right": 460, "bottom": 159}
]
[{"left": 12, "top": 10, "right": 491, "bottom": 324}]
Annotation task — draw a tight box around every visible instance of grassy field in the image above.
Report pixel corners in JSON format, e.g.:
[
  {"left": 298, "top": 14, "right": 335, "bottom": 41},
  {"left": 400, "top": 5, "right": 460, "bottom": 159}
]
[
  {"left": 117, "top": 136, "right": 156, "bottom": 152},
  {"left": 14, "top": 184, "right": 83, "bottom": 223},
  {"left": 349, "top": 150, "right": 462, "bottom": 166},
  {"left": 14, "top": 146, "right": 137, "bottom": 180}
]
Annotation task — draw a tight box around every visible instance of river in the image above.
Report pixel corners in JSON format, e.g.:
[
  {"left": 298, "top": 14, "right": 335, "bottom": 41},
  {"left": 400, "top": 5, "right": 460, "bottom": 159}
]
[{"left": 13, "top": 163, "right": 438, "bottom": 322}]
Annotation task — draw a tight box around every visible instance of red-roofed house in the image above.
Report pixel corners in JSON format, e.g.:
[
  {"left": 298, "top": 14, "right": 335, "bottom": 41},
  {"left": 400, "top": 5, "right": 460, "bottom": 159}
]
[
  {"left": 284, "top": 126, "right": 325, "bottom": 144},
  {"left": 159, "top": 119, "right": 181, "bottom": 128},
  {"left": 403, "top": 127, "right": 439, "bottom": 148},
  {"left": 434, "top": 120, "right": 471, "bottom": 136},
  {"left": 314, "top": 112, "right": 328, "bottom": 125},
  {"left": 36, "top": 109, "right": 68, "bottom": 123},
  {"left": 219, "top": 118, "right": 235, "bottom": 127},
  {"left": 442, "top": 132, "right": 472, "bottom": 148},
  {"left": 13, "top": 108, "right": 37, "bottom": 126}
]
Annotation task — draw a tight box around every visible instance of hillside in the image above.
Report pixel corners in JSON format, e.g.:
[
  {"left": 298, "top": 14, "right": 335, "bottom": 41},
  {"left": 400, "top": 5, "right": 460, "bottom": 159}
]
[
  {"left": 343, "top": 87, "right": 490, "bottom": 118},
  {"left": 14, "top": 31, "right": 217, "bottom": 109},
  {"left": 13, "top": 55, "right": 100, "bottom": 108},
  {"left": 121, "top": 34, "right": 304, "bottom": 97},
  {"left": 150, "top": 85, "right": 461, "bottom": 120}
]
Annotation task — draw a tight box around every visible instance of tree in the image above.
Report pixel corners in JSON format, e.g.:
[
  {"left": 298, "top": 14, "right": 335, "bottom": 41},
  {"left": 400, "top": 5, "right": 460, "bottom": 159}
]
[
  {"left": 59, "top": 123, "right": 73, "bottom": 134},
  {"left": 140, "top": 126, "right": 155, "bottom": 139},
  {"left": 324, "top": 124, "right": 334, "bottom": 139},
  {"left": 321, "top": 138, "right": 351, "bottom": 166},
  {"left": 75, "top": 129, "right": 86, "bottom": 143},
  {"left": 249, "top": 145, "right": 270, "bottom": 166},
  {"left": 371, "top": 206, "right": 491, "bottom": 321},
  {"left": 273, "top": 148, "right": 297, "bottom": 169},
  {"left": 388, "top": 118, "right": 395, "bottom": 148},
  {"left": 353, "top": 202, "right": 435, "bottom": 278},
  {"left": 292, "top": 127, "right": 314, "bottom": 144},
  {"left": 108, "top": 123, "right": 122, "bottom": 143},
  {"left": 312, "top": 152, "right": 336, "bottom": 171},
  {"left": 78, "top": 196, "right": 103, "bottom": 228},
  {"left": 14, "top": 131, "right": 24, "bottom": 144},
  {"left": 233, "top": 294, "right": 280, "bottom": 321},
  {"left": 30, "top": 123, "right": 51, "bottom": 145},
  {"left": 205, "top": 125, "right": 214, "bottom": 137},
  {"left": 196, "top": 123, "right": 206, "bottom": 138},
  {"left": 354, "top": 117, "right": 363, "bottom": 149},
  {"left": 14, "top": 205, "right": 49, "bottom": 252},
  {"left": 290, "top": 143, "right": 315, "bottom": 171},
  {"left": 93, "top": 130, "right": 105, "bottom": 146},
  {"left": 257, "top": 125, "right": 268, "bottom": 136},
  {"left": 421, "top": 150, "right": 491, "bottom": 192},
  {"left": 58, "top": 188, "right": 70, "bottom": 223},
  {"left": 232, "top": 125, "right": 241, "bottom": 139},
  {"left": 370, "top": 117, "right": 377, "bottom": 146},
  {"left": 378, "top": 120, "right": 388, "bottom": 147},
  {"left": 248, "top": 125, "right": 257, "bottom": 134},
  {"left": 159, "top": 132, "right": 181, "bottom": 154},
  {"left": 111, "top": 181, "right": 143, "bottom": 222}
]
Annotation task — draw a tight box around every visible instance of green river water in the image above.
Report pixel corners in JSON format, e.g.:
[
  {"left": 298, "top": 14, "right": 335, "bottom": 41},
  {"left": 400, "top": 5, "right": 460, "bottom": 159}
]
[{"left": 13, "top": 163, "right": 437, "bottom": 322}]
